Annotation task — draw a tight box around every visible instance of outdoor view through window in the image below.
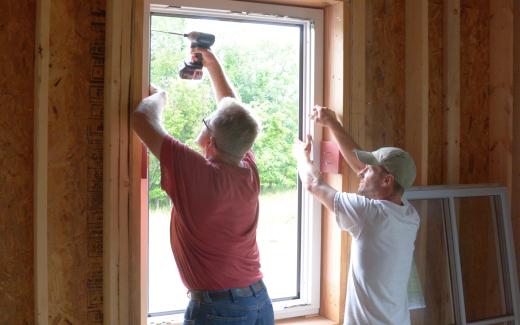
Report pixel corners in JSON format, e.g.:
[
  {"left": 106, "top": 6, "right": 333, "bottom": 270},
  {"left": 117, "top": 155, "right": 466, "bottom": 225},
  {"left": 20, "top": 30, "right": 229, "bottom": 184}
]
[{"left": 148, "top": 14, "right": 302, "bottom": 316}]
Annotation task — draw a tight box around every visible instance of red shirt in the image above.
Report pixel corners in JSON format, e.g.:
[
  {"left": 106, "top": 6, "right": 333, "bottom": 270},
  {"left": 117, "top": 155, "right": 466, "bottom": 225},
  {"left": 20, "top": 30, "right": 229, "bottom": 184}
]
[{"left": 160, "top": 135, "right": 263, "bottom": 290}]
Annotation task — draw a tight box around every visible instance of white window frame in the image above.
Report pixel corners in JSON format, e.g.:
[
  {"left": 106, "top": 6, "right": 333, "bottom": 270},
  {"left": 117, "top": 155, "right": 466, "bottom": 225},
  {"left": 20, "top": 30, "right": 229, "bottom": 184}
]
[
  {"left": 405, "top": 185, "right": 520, "bottom": 325},
  {"left": 147, "top": 1, "right": 324, "bottom": 323}
]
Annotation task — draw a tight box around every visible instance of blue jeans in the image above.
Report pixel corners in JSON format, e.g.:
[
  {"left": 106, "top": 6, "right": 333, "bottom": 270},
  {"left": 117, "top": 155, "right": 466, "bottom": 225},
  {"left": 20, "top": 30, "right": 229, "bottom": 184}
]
[{"left": 183, "top": 283, "right": 274, "bottom": 324}]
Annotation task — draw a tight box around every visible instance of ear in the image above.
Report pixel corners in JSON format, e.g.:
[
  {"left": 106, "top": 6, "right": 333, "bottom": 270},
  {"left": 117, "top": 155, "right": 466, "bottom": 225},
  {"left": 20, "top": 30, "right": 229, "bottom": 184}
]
[
  {"left": 382, "top": 173, "right": 395, "bottom": 188},
  {"left": 208, "top": 136, "right": 217, "bottom": 147}
]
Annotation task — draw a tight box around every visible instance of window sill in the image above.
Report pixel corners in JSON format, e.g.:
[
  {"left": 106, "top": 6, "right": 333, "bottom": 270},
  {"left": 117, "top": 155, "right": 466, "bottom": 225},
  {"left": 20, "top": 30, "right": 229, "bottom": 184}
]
[{"left": 277, "top": 315, "right": 337, "bottom": 324}]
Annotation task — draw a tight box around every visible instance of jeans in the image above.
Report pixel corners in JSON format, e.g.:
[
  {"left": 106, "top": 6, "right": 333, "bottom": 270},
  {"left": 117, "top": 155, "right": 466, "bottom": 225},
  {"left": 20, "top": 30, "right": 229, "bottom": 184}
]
[{"left": 183, "top": 284, "right": 275, "bottom": 324}]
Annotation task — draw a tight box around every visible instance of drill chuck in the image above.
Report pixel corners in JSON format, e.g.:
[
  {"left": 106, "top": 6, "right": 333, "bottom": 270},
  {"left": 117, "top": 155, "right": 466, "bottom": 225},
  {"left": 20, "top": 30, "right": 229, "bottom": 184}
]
[{"left": 186, "top": 32, "right": 215, "bottom": 49}]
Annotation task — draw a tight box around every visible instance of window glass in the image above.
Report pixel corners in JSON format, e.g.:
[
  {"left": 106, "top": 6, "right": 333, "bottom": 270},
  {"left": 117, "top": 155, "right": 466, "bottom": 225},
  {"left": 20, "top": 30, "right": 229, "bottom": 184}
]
[
  {"left": 408, "top": 199, "right": 455, "bottom": 325},
  {"left": 148, "top": 14, "right": 301, "bottom": 315}
]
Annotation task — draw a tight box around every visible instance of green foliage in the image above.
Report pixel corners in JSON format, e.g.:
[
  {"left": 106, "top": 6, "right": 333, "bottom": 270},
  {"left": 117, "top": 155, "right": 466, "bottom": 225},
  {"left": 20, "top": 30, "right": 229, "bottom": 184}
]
[{"left": 148, "top": 16, "right": 300, "bottom": 207}]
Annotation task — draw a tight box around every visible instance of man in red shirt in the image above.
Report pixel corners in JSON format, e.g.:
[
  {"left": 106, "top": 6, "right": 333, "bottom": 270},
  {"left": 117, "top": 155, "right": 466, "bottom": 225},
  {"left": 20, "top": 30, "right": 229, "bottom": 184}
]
[{"left": 132, "top": 48, "right": 274, "bottom": 324}]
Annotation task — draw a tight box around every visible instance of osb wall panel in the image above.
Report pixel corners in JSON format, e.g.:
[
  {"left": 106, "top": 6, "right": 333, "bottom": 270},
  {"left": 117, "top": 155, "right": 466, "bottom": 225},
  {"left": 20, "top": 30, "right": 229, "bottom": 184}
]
[
  {"left": 0, "top": 0, "right": 36, "bottom": 324},
  {"left": 365, "top": 0, "right": 405, "bottom": 150},
  {"left": 460, "top": 0, "right": 501, "bottom": 321},
  {"left": 489, "top": 0, "right": 513, "bottom": 188},
  {"left": 47, "top": 1, "right": 105, "bottom": 323},
  {"left": 427, "top": 0, "right": 444, "bottom": 185},
  {"left": 460, "top": 0, "right": 490, "bottom": 184},
  {"left": 513, "top": 0, "right": 520, "bottom": 294},
  {"left": 489, "top": 0, "right": 515, "bottom": 295}
]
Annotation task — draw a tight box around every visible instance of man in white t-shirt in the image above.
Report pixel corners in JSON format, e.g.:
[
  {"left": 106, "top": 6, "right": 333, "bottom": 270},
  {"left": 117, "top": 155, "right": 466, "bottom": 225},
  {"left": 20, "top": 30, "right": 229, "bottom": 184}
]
[{"left": 295, "top": 105, "right": 420, "bottom": 325}]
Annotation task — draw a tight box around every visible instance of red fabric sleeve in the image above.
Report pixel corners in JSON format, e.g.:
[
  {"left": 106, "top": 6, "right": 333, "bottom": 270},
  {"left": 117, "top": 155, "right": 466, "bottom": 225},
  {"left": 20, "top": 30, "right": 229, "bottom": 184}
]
[{"left": 159, "top": 136, "right": 211, "bottom": 213}]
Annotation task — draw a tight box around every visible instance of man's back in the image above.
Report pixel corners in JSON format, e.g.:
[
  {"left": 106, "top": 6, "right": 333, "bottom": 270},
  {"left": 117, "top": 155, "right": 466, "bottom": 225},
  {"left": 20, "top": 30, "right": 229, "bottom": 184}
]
[
  {"left": 334, "top": 193, "right": 420, "bottom": 325},
  {"left": 160, "top": 136, "right": 263, "bottom": 290}
]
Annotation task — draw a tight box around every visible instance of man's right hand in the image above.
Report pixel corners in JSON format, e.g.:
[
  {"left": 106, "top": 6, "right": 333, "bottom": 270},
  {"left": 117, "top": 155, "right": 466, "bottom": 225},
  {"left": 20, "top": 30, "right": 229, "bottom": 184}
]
[
  {"left": 311, "top": 105, "right": 365, "bottom": 174},
  {"left": 310, "top": 105, "right": 341, "bottom": 129},
  {"left": 191, "top": 47, "right": 218, "bottom": 70},
  {"left": 190, "top": 47, "right": 236, "bottom": 101}
]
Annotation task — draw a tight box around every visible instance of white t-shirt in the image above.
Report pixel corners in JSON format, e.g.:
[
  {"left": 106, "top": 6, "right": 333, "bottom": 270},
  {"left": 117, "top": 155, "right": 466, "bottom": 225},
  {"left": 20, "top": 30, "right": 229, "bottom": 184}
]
[{"left": 334, "top": 192, "right": 420, "bottom": 325}]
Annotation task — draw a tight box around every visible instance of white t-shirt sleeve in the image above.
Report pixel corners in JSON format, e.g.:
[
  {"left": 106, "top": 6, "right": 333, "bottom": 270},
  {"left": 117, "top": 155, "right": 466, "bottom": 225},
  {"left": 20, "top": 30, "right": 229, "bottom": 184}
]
[{"left": 334, "top": 192, "right": 377, "bottom": 238}]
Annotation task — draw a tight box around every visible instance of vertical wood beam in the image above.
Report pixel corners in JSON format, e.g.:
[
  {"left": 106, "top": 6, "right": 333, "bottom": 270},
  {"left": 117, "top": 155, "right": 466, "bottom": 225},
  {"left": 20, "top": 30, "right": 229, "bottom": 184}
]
[
  {"left": 129, "top": 0, "right": 150, "bottom": 323},
  {"left": 405, "top": 0, "right": 429, "bottom": 186},
  {"left": 320, "top": 3, "right": 345, "bottom": 324},
  {"left": 119, "top": 1, "right": 133, "bottom": 324},
  {"left": 34, "top": 0, "right": 50, "bottom": 323},
  {"left": 344, "top": 0, "right": 365, "bottom": 320},
  {"left": 349, "top": 0, "right": 366, "bottom": 170},
  {"left": 103, "top": 0, "right": 119, "bottom": 320},
  {"left": 104, "top": 0, "right": 132, "bottom": 323},
  {"left": 444, "top": 0, "right": 461, "bottom": 184}
]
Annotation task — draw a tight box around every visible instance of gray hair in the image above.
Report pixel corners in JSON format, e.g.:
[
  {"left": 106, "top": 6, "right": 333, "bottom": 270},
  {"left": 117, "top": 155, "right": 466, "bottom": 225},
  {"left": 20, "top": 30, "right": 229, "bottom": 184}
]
[{"left": 208, "top": 97, "right": 260, "bottom": 157}]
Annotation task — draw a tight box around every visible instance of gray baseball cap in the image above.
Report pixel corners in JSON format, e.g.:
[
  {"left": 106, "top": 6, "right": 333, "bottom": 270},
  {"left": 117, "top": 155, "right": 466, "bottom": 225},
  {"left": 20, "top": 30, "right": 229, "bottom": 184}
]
[{"left": 354, "top": 147, "right": 416, "bottom": 189}]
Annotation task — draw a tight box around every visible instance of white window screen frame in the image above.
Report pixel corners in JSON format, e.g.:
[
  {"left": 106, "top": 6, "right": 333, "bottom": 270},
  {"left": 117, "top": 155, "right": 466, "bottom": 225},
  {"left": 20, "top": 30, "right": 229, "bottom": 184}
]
[
  {"left": 405, "top": 185, "right": 520, "bottom": 325},
  {"left": 147, "top": 1, "right": 324, "bottom": 323}
]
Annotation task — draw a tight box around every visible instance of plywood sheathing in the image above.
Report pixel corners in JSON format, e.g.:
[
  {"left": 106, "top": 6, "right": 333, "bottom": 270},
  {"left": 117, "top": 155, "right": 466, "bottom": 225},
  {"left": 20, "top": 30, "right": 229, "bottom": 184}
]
[
  {"left": 489, "top": 0, "right": 515, "bottom": 312},
  {"left": 459, "top": 0, "right": 504, "bottom": 319},
  {"left": 47, "top": 1, "right": 105, "bottom": 323},
  {"left": 365, "top": 0, "right": 406, "bottom": 150},
  {"left": 460, "top": 0, "right": 490, "bottom": 184},
  {"left": 428, "top": 0, "right": 445, "bottom": 185},
  {"left": 514, "top": 0, "right": 520, "bottom": 292},
  {"left": 489, "top": 0, "right": 514, "bottom": 190},
  {"left": 0, "top": 0, "right": 36, "bottom": 324}
]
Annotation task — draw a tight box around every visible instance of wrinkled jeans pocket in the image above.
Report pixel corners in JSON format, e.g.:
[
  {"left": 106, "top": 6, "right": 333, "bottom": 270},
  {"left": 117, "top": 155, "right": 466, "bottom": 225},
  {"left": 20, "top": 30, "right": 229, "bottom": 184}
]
[{"left": 184, "top": 300, "right": 200, "bottom": 324}]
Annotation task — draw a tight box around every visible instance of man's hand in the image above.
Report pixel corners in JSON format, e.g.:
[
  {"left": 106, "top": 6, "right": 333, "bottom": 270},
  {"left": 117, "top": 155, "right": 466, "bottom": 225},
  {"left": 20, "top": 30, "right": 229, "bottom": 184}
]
[
  {"left": 293, "top": 135, "right": 337, "bottom": 211},
  {"left": 309, "top": 105, "right": 342, "bottom": 129},
  {"left": 190, "top": 47, "right": 236, "bottom": 101},
  {"left": 191, "top": 47, "right": 218, "bottom": 70},
  {"left": 293, "top": 135, "right": 321, "bottom": 192},
  {"left": 148, "top": 84, "right": 167, "bottom": 102},
  {"left": 149, "top": 84, "right": 159, "bottom": 95},
  {"left": 131, "top": 85, "right": 169, "bottom": 158}
]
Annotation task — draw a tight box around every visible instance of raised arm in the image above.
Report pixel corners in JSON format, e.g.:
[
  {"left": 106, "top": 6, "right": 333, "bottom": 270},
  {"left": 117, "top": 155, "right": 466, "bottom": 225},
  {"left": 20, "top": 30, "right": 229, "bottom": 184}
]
[
  {"left": 192, "top": 47, "right": 236, "bottom": 102},
  {"left": 131, "top": 86, "right": 168, "bottom": 159},
  {"left": 311, "top": 105, "right": 365, "bottom": 174},
  {"left": 294, "top": 135, "right": 337, "bottom": 212}
]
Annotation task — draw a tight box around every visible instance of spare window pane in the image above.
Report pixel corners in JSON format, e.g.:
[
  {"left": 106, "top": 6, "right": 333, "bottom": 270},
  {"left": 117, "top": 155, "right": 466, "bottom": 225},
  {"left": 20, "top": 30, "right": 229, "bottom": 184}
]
[
  {"left": 455, "top": 196, "right": 508, "bottom": 321},
  {"left": 409, "top": 199, "right": 455, "bottom": 325}
]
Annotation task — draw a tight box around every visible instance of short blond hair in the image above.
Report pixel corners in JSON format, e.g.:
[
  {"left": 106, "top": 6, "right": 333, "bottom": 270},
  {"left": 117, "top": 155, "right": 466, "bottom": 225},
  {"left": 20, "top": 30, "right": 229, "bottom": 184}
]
[{"left": 208, "top": 97, "right": 260, "bottom": 157}]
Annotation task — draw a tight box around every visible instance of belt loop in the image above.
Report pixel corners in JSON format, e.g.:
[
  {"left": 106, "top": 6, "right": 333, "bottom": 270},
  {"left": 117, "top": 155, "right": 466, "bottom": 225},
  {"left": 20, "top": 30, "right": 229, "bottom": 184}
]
[
  {"left": 202, "top": 291, "right": 212, "bottom": 303},
  {"left": 229, "top": 289, "right": 237, "bottom": 303},
  {"left": 250, "top": 285, "right": 257, "bottom": 297}
]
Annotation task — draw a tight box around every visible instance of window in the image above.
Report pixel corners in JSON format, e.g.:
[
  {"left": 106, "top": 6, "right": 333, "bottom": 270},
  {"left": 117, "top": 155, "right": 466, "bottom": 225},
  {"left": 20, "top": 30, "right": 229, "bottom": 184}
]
[
  {"left": 146, "top": 1, "right": 323, "bottom": 323},
  {"left": 404, "top": 186, "right": 520, "bottom": 325}
]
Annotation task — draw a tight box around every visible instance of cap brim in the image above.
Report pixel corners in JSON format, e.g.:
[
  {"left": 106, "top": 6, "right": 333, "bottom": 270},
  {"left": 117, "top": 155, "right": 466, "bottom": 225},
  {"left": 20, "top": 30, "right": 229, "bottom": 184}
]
[{"left": 354, "top": 150, "right": 380, "bottom": 166}]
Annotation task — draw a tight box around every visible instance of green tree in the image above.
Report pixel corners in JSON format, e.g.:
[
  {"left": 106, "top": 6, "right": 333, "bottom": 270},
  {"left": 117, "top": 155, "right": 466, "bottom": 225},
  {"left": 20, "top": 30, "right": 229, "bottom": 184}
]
[{"left": 148, "top": 16, "right": 300, "bottom": 207}]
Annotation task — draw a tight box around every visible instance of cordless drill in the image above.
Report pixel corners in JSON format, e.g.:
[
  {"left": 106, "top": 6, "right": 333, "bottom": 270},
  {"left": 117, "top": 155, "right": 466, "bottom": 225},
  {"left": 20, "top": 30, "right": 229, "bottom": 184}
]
[{"left": 179, "top": 32, "right": 216, "bottom": 80}]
